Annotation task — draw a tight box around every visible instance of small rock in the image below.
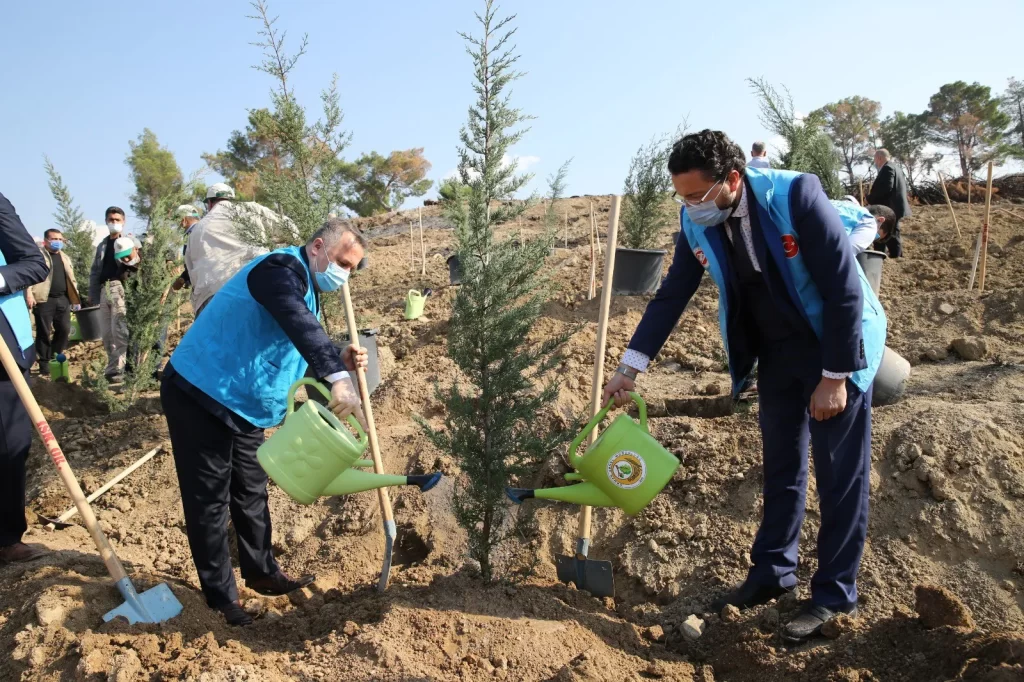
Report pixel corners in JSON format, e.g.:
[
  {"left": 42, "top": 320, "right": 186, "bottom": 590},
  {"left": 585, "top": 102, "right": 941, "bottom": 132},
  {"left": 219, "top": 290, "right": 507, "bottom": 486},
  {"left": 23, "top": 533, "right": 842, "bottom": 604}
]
[
  {"left": 492, "top": 656, "right": 508, "bottom": 670},
  {"left": 951, "top": 337, "right": 988, "bottom": 361},
  {"left": 720, "top": 604, "right": 741, "bottom": 623},
  {"left": 647, "top": 539, "right": 659, "bottom": 553},
  {"left": 681, "top": 614, "right": 705, "bottom": 641},
  {"left": 760, "top": 608, "right": 781, "bottom": 629},
  {"left": 343, "top": 621, "right": 360, "bottom": 637},
  {"left": 938, "top": 303, "right": 956, "bottom": 315},
  {"left": 644, "top": 624, "right": 665, "bottom": 642},
  {"left": 34, "top": 601, "right": 64, "bottom": 628},
  {"left": 915, "top": 584, "right": 976, "bottom": 629},
  {"left": 108, "top": 649, "right": 143, "bottom": 682},
  {"left": 820, "top": 613, "right": 856, "bottom": 639},
  {"left": 923, "top": 347, "right": 949, "bottom": 362},
  {"left": 476, "top": 657, "right": 494, "bottom": 674},
  {"left": 704, "top": 382, "right": 722, "bottom": 396},
  {"left": 243, "top": 599, "right": 264, "bottom": 616},
  {"left": 115, "top": 498, "right": 132, "bottom": 513}
]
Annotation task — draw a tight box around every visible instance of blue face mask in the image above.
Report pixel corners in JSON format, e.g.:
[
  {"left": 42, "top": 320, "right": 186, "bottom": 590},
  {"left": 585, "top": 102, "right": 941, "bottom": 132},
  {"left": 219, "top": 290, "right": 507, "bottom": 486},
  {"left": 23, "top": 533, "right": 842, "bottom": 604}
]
[
  {"left": 684, "top": 182, "right": 733, "bottom": 227},
  {"left": 314, "top": 250, "right": 350, "bottom": 292},
  {"left": 48, "top": 240, "right": 64, "bottom": 251}
]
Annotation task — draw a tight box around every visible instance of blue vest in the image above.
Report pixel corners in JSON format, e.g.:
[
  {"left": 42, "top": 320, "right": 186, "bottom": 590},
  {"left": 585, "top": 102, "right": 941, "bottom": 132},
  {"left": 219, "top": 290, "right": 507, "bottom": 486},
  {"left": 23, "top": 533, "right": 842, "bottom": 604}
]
[
  {"left": 830, "top": 199, "right": 875, "bottom": 239},
  {"left": 170, "top": 245, "right": 318, "bottom": 428},
  {"left": 680, "top": 168, "right": 887, "bottom": 394},
  {"left": 0, "top": 249, "right": 35, "bottom": 352}
]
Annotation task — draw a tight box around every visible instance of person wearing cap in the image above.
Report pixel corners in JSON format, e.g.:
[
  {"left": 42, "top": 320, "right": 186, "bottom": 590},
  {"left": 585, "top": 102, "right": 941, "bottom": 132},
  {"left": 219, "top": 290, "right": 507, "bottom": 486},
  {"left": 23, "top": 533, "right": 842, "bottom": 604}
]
[
  {"left": 172, "top": 204, "right": 202, "bottom": 292},
  {"left": 26, "top": 229, "right": 83, "bottom": 376},
  {"left": 161, "top": 217, "right": 367, "bottom": 626},
  {"left": 185, "top": 182, "right": 293, "bottom": 318},
  {"left": 94, "top": 235, "right": 139, "bottom": 382},
  {"left": 0, "top": 191, "right": 50, "bottom": 564}
]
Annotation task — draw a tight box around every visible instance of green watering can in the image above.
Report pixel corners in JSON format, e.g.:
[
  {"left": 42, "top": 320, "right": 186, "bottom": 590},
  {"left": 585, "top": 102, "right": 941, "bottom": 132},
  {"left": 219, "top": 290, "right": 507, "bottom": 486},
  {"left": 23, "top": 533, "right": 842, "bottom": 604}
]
[
  {"left": 404, "top": 290, "right": 427, "bottom": 320},
  {"left": 48, "top": 353, "right": 70, "bottom": 382},
  {"left": 69, "top": 318, "right": 83, "bottom": 342},
  {"left": 506, "top": 393, "right": 679, "bottom": 515},
  {"left": 257, "top": 379, "right": 442, "bottom": 504}
]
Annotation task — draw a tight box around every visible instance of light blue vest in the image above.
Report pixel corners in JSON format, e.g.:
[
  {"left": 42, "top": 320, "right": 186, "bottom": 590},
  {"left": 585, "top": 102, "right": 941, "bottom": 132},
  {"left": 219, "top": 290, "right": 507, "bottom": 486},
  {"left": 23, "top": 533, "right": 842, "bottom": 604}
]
[
  {"left": 680, "top": 168, "right": 887, "bottom": 394},
  {"left": 170, "top": 246, "right": 318, "bottom": 428},
  {"left": 0, "top": 250, "right": 35, "bottom": 353},
  {"left": 830, "top": 200, "right": 875, "bottom": 239}
]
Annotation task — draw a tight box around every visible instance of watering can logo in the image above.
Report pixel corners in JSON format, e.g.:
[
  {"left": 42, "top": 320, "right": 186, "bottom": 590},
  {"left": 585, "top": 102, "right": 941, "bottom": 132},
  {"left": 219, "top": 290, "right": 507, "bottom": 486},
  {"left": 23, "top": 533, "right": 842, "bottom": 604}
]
[
  {"left": 607, "top": 451, "right": 645, "bottom": 489},
  {"left": 258, "top": 379, "right": 442, "bottom": 504},
  {"left": 506, "top": 393, "right": 679, "bottom": 515}
]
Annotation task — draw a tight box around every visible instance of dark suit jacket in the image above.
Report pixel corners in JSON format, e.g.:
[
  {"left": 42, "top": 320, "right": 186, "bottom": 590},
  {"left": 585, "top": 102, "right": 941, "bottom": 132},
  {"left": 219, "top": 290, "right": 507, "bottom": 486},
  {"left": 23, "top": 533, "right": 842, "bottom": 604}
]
[
  {"left": 628, "top": 174, "right": 867, "bottom": 387},
  {"left": 867, "top": 161, "right": 912, "bottom": 220},
  {"left": 0, "top": 192, "right": 49, "bottom": 375}
]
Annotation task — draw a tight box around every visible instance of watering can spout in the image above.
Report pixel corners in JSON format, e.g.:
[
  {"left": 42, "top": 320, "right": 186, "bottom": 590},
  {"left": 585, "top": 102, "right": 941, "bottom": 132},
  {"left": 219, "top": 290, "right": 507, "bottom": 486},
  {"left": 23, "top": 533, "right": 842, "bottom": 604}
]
[
  {"left": 506, "top": 483, "right": 616, "bottom": 508},
  {"left": 322, "top": 468, "right": 443, "bottom": 496}
]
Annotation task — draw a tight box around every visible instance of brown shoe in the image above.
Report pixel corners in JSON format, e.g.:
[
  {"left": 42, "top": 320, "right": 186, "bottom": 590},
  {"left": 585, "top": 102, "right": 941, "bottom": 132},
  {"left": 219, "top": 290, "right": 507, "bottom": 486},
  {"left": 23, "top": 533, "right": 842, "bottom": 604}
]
[{"left": 0, "top": 542, "right": 48, "bottom": 564}]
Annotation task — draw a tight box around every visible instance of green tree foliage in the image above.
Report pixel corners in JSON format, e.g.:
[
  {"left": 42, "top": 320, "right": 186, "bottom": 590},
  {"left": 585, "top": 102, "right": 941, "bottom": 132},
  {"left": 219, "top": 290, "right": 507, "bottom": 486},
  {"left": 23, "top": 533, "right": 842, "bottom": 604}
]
[
  {"left": 201, "top": 108, "right": 285, "bottom": 203},
  {"left": 747, "top": 77, "right": 844, "bottom": 198},
  {"left": 924, "top": 81, "right": 1011, "bottom": 177},
  {"left": 126, "top": 129, "right": 184, "bottom": 224},
  {"left": 419, "top": 1, "right": 571, "bottom": 582},
  {"left": 43, "top": 157, "right": 94, "bottom": 285},
  {"left": 344, "top": 148, "right": 434, "bottom": 216},
  {"left": 620, "top": 138, "right": 673, "bottom": 250},
  {"left": 1000, "top": 77, "right": 1024, "bottom": 159},
  {"left": 879, "top": 112, "right": 942, "bottom": 192},
  {"left": 810, "top": 96, "right": 882, "bottom": 183},
  {"left": 438, "top": 177, "right": 471, "bottom": 203}
]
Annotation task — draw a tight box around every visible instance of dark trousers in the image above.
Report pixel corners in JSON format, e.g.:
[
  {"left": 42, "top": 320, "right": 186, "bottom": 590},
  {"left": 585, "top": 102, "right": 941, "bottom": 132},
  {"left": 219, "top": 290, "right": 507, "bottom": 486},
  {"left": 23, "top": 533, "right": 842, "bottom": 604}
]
[
  {"left": 747, "top": 338, "right": 872, "bottom": 611},
  {"left": 877, "top": 218, "right": 902, "bottom": 258},
  {"left": 0, "top": 373, "right": 33, "bottom": 547},
  {"left": 160, "top": 377, "right": 278, "bottom": 607},
  {"left": 33, "top": 294, "right": 71, "bottom": 367}
]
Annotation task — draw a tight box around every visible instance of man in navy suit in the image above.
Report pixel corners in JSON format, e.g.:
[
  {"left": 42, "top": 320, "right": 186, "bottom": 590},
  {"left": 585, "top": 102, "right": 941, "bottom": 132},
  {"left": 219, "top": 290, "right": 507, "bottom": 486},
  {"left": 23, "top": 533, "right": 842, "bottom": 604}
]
[
  {"left": 0, "top": 192, "right": 50, "bottom": 564},
  {"left": 603, "top": 131, "right": 886, "bottom": 641}
]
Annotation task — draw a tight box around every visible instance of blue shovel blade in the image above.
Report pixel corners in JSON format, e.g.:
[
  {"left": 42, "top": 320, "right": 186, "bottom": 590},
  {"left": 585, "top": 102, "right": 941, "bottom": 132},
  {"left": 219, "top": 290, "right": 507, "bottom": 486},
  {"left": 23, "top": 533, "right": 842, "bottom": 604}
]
[{"left": 103, "top": 579, "right": 183, "bottom": 624}]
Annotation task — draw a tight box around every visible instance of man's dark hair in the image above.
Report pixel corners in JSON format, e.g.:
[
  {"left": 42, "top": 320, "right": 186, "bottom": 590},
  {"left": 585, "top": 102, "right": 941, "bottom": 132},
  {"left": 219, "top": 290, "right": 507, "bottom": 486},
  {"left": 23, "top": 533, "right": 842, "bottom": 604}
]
[
  {"left": 866, "top": 204, "right": 896, "bottom": 233},
  {"left": 668, "top": 129, "right": 746, "bottom": 180},
  {"left": 44, "top": 228, "right": 63, "bottom": 239},
  {"left": 105, "top": 206, "right": 125, "bottom": 220}
]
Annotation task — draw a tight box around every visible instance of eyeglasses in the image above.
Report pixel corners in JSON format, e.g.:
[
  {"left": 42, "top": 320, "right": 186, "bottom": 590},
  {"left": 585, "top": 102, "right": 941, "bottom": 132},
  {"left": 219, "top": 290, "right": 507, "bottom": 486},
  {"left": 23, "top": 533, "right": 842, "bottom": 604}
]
[{"left": 673, "top": 181, "right": 724, "bottom": 208}]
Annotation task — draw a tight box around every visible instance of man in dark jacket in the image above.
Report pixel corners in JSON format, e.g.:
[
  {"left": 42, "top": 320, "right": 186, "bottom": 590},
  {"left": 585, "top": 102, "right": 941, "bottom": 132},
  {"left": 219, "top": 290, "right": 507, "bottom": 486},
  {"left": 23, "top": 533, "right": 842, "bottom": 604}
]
[
  {"left": 866, "top": 149, "right": 911, "bottom": 258},
  {"left": 602, "top": 131, "right": 886, "bottom": 642},
  {"left": 0, "top": 192, "right": 50, "bottom": 564}
]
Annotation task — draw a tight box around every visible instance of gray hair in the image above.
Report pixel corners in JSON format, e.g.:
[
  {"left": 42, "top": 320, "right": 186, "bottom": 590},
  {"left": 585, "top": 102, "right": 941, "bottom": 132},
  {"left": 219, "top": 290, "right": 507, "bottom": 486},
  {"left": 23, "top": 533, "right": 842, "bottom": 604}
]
[
  {"left": 309, "top": 217, "right": 367, "bottom": 250},
  {"left": 875, "top": 148, "right": 891, "bottom": 161},
  {"left": 751, "top": 141, "right": 766, "bottom": 155}
]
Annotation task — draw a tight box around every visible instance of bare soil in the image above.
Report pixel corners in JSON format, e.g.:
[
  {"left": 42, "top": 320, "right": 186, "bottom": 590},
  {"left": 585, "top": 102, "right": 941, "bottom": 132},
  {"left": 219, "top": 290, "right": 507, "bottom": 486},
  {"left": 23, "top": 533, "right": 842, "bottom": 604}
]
[{"left": 2, "top": 200, "right": 1023, "bottom": 681}]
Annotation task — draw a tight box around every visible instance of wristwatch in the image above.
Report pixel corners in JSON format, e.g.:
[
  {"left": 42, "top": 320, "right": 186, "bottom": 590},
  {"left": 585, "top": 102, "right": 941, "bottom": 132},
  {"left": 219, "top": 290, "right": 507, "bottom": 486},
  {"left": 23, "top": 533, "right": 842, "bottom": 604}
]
[{"left": 615, "top": 364, "right": 639, "bottom": 380}]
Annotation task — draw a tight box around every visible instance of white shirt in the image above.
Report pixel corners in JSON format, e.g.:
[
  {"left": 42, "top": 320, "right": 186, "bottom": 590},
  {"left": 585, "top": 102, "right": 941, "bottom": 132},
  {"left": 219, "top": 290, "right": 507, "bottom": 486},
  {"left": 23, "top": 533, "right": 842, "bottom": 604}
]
[{"left": 748, "top": 156, "right": 771, "bottom": 169}]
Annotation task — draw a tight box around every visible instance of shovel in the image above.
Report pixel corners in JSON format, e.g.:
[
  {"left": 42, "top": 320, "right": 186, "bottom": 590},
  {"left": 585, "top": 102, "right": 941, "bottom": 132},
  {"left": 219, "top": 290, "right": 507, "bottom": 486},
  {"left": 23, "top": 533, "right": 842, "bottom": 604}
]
[
  {"left": 554, "top": 195, "right": 622, "bottom": 599},
  {"left": 0, "top": 335, "right": 182, "bottom": 624},
  {"left": 341, "top": 282, "right": 397, "bottom": 591}
]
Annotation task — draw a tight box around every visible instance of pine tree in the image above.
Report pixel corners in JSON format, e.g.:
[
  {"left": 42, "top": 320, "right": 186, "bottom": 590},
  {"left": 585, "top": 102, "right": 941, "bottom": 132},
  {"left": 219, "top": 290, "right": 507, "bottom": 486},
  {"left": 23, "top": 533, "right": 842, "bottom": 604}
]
[
  {"left": 419, "top": 0, "right": 571, "bottom": 581},
  {"left": 43, "top": 157, "right": 94, "bottom": 287},
  {"left": 620, "top": 137, "right": 674, "bottom": 250}
]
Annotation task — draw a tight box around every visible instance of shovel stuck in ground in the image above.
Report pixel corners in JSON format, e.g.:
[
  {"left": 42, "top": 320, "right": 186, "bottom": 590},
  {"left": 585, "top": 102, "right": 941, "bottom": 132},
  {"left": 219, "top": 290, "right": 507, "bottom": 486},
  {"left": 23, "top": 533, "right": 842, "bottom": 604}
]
[{"left": 0, "top": 336, "right": 182, "bottom": 624}]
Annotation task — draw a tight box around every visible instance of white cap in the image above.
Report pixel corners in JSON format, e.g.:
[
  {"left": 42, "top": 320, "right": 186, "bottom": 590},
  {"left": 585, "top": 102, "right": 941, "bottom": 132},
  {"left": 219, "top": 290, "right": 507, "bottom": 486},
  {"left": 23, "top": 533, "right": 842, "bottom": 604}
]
[
  {"left": 176, "top": 204, "right": 201, "bottom": 218},
  {"left": 113, "top": 236, "right": 136, "bottom": 259},
  {"left": 206, "top": 183, "right": 235, "bottom": 201},
  {"left": 843, "top": 195, "right": 860, "bottom": 205}
]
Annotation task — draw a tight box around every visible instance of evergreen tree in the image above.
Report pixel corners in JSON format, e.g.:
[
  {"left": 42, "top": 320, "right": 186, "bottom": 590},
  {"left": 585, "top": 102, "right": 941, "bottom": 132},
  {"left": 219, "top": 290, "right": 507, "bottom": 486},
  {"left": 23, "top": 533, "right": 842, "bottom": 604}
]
[
  {"left": 344, "top": 148, "right": 434, "bottom": 216},
  {"left": 879, "top": 112, "right": 942, "bottom": 192},
  {"left": 43, "top": 157, "right": 94, "bottom": 285},
  {"left": 748, "top": 77, "right": 844, "bottom": 198},
  {"left": 810, "top": 96, "right": 882, "bottom": 183},
  {"left": 620, "top": 137, "right": 673, "bottom": 250},
  {"left": 1000, "top": 77, "right": 1024, "bottom": 160},
  {"left": 925, "top": 81, "right": 1011, "bottom": 177},
  {"left": 126, "top": 129, "right": 185, "bottom": 225},
  {"left": 419, "top": 0, "right": 571, "bottom": 581}
]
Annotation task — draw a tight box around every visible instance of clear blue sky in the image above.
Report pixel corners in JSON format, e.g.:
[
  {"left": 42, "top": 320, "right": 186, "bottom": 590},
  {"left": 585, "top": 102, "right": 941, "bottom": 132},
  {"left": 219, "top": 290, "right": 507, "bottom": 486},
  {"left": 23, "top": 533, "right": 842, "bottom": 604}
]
[{"left": 3, "top": 0, "right": 1022, "bottom": 238}]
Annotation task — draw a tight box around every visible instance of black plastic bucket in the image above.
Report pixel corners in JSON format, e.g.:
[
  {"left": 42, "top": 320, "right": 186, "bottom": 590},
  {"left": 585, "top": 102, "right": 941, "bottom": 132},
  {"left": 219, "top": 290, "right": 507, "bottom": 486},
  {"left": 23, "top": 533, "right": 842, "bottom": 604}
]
[
  {"left": 856, "top": 250, "right": 887, "bottom": 296},
  {"left": 304, "top": 329, "right": 381, "bottom": 404},
  {"left": 872, "top": 346, "right": 911, "bottom": 406},
  {"left": 611, "top": 248, "right": 667, "bottom": 295},
  {"left": 447, "top": 255, "right": 463, "bottom": 285},
  {"left": 73, "top": 306, "right": 103, "bottom": 341}
]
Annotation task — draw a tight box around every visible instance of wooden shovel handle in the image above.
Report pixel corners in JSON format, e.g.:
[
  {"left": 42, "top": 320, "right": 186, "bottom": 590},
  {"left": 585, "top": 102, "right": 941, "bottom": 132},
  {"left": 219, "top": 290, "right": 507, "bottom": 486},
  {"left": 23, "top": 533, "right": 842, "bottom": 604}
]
[
  {"left": 340, "top": 284, "right": 394, "bottom": 523},
  {"left": 0, "top": 333, "right": 128, "bottom": 583}
]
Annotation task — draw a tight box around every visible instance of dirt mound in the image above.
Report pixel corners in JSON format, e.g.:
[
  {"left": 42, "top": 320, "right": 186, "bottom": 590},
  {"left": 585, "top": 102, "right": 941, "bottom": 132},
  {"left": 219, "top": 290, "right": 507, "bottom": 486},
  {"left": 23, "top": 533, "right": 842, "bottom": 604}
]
[{"left": 2, "top": 202, "right": 1023, "bottom": 681}]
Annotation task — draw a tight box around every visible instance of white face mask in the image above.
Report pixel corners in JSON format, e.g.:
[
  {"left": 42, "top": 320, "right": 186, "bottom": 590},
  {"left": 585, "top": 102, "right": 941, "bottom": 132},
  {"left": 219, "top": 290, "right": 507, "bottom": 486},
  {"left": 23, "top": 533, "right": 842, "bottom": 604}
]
[
  {"left": 125, "top": 256, "right": 140, "bottom": 267},
  {"left": 107, "top": 222, "right": 123, "bottom": 234}
]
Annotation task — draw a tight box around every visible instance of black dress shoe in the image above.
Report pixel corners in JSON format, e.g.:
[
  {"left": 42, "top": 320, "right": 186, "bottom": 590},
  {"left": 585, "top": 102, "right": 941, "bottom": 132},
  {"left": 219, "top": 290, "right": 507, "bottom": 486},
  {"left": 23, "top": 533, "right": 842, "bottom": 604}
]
[
  {"left": 246, "top": 571, "right": 315, "bottom": 596},
  {"left": 215, "top": 601, "right": 254, "bottom": 626},
  {"left": 0, "top": 542, "right": 48, "bottom": 564},
  {"left": 782, "top": 603, "right": 857, "bottom": 642},
  {"left": 710, "top": 580, "right": 794, "bottom": 612}
]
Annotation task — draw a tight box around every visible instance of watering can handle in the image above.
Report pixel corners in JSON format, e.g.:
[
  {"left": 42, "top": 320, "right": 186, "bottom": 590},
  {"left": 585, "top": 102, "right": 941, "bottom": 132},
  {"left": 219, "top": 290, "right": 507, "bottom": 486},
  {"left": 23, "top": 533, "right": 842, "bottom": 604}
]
[
  {"left": 408, "top": 289, "right": 420, "bottom": 298},
  {"left": 568, "top": 392, "right": 646, "bottom": 468},
  {"left": 285, "top": 378, "right": 368, "bottom": 444}
]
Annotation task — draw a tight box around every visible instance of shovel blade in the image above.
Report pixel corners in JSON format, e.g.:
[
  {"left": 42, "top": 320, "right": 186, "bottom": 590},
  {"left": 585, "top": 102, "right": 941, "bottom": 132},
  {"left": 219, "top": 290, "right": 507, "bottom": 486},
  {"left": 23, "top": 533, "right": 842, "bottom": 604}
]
[
  {"left": 103, "top": 579, "right": 182, "bottom": 624},
  {"left": 555, "top": 553, "right": 614, "bottom": 598},
  {"left": 378, "top": 519, "right": 396, "bottom": 592}
]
